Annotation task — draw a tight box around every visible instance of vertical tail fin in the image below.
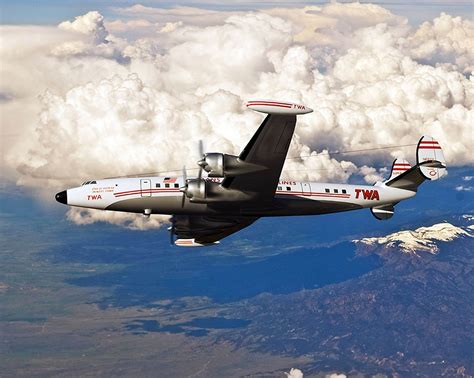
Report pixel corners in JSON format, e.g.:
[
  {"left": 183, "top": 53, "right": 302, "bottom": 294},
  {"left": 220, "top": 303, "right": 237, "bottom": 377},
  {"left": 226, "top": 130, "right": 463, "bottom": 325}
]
[
  {"left": 387, "top": 158, "right": 411, "bottom": 181},
  {"left": 417, "top": 136, "right": 447, "bottom": 180}
]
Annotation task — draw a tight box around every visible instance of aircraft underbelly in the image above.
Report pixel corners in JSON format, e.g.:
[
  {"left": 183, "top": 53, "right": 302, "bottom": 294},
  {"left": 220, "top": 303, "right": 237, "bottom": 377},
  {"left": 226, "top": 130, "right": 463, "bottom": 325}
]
[
  {"left": 240, "top": 197, "right": 362, "bottom": 216},
  {"left": 106, "top": 196, "right": 208, "bottom": 214},
  {"left": 105, "top": 195, "right": 361, "bottom": 216}
]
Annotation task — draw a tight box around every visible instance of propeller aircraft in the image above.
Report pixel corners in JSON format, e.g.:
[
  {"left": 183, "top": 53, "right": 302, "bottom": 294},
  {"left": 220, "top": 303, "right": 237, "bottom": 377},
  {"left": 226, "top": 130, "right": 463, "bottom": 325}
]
[{"left": 55, "top": 100, "right": 447, "bottom": 246}]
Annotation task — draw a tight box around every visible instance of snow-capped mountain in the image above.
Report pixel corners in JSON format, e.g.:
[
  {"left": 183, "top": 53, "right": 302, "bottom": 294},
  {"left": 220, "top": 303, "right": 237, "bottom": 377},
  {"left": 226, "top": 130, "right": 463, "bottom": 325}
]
[{"left": 355, "top": 221, "right": 473, "bottom": 255}]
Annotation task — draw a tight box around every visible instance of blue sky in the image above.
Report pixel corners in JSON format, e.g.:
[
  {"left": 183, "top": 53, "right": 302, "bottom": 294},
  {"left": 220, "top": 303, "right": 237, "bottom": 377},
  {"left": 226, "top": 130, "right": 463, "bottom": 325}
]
[{"left": 1, "top": 0, "right": 472, "bottom": 25}]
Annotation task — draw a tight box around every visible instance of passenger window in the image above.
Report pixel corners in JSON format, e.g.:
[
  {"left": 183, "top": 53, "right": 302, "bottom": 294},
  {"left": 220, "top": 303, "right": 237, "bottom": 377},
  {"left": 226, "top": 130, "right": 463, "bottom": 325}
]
[
  {"left": 325, "top": 188, "right": 330, "bottom": 193},
  {"left": 334, "top": 189, "right": 338, "bottom": 193},
  {"left": 286, "top": 186, "right": 291, "bottom": 191},
  {"left": 174, "top": 183, "right": 179, "bottom": 188},
  {"left": 342, "top": 189, "right": 347, "bottom": 194},
  {"left": 156, "top": 183, "right": 160, "bottom": 188},
  {"left": 277, "top": 186, "right": 282, "bottom": 191},
  {"left": 165, "top": 183, "right": 170, "bottom": 188}
]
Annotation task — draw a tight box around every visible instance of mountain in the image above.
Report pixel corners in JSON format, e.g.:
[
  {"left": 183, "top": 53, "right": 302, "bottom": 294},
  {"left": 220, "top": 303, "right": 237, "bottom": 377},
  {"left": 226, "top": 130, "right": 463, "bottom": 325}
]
[
  {"left": 355, "top": 221, "right": 472, "bottom": 255},
  {"left": 227, "top": 217, "right": 474, "bottom": 377}
]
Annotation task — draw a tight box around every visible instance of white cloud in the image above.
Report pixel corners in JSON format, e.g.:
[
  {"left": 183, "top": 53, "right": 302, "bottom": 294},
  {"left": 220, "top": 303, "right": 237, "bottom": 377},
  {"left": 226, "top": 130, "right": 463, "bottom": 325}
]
[
  {"left": 285, "top": 368, "right": 304, "bottom": 378},
  {"left": 58, "top": 11, "right": 109, "bottom": 43},
  {"left": 66, "top": 207, "right": 169, "bottom": 230},
  {"left": 455, "top": 185, "right": 473, "bottom": 192},
  {"left": 404, "top": 13, "right": 474, "bottom": 73},
  {"left": 1, "top": 3, "right": 473, "bottom": 229}
]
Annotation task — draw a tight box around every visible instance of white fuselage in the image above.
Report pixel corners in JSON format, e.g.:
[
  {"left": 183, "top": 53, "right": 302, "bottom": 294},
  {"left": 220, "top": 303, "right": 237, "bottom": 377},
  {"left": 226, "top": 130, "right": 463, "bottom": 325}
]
[{"left": 64, "top": 176, "right": 415, "bottom": 217}]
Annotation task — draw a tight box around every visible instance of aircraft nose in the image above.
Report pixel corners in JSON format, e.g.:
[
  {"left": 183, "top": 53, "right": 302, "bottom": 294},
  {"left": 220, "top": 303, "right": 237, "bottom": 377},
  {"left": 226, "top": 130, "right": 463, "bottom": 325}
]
[{"left": 55, "top": 190, "right": 67, "bottom": 205}]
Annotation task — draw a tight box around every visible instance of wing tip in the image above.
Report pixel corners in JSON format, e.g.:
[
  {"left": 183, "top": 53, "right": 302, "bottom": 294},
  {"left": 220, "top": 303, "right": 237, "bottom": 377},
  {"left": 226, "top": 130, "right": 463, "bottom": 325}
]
[
  {"left": 246, "top": 100, "right": 313, "bottom": 115},
  {"left": 174, "top": 238, "right": 220, "bottom": 247}
]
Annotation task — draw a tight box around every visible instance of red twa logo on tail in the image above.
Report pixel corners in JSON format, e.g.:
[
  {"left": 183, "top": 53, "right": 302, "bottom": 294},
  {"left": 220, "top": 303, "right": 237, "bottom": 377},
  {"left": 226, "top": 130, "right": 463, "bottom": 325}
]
[
  {"left": 355, "top": 189, "right": 379, "bottom": 201},
  {"left": 292, "top": 104, "right": 306, "bottom": 110}
]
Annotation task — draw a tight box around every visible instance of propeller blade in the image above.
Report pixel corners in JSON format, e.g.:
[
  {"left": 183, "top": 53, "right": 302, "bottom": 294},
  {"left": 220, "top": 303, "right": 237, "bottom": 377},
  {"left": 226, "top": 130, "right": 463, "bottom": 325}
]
[
  {"left": 181, "top": 166, "right": 187, "bottom": 208},
  {"left": 182, "top": 166, "right": 187, "bottom": 183},
  {"left": 198, "top": 139, "right": 204, "bottom": 157},
  {"left": 197, "top": 164, "right": 203, "bottom": 182},
  {"left": 197, "top": 140, "right": 204, "bottom": 184},
  {"left": 169, "top": 219, "right": 175, "bottom": 245},
  {"left": 181, "top": 191, "right": 186, "bottom": 208}
]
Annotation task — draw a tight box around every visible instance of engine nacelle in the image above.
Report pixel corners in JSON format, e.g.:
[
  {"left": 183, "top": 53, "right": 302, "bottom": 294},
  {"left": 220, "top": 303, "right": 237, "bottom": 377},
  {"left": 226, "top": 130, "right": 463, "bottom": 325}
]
[
  {"left": 199, "top": 153, "right": 266, "bottom": 178},
  {"left": 184, "top": 179, "right": 255, "bottom": 204},
  {"left": 201, "top": 153, "right": 225, "bottom": 177},
  {"left": 184, "top": 179, "right": 206, "bottom": 202}
]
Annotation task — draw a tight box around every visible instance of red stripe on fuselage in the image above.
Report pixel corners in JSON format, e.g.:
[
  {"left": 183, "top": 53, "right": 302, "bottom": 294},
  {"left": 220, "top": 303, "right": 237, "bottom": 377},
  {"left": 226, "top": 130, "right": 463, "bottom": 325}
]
[
  {"left": 114, "top": 188, "right": 181, "bottom": 198},
  {"left": 247, "top": 101, "right": 294, "bottom": 106},
  {"left": 275, "top": 191, "right": 350, "bottom": 198},
  {"left": 247, "top": 103, "right": 292, "bottom": 109}
]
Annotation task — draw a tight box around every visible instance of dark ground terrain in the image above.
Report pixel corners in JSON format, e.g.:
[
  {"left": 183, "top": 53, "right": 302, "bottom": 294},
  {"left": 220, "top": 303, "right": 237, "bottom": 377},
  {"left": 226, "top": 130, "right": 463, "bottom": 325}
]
[{"left": 1, "top": 168, "right": 473, "bottom": 377}]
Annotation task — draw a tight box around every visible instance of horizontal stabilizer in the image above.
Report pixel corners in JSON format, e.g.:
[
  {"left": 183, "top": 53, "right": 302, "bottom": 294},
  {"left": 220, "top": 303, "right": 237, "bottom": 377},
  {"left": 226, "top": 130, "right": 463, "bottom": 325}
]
[
  {"left": 384, "top": 136, "right": 447, "bottom": 191},
  {"left": 246, "top": 100, "right": 313, "bottom": 115}
]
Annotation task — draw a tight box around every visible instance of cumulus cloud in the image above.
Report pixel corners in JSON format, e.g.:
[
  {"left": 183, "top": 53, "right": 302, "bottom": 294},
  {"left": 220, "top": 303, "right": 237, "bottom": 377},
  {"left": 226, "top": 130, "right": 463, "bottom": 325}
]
[
  {"left": 58, "top": 11, "right": 109, "bottom": 43},
  {"left": 285, "top": 368, "right": 304, "bottom": 378},
  {"left": 53, "top": 11, "right": 128, "bottom": 61},
  {"left": 405, "top": 13, "right": 474, "bottom": 73},
  {"left": 67, "top": 208, "right": 169, "bottom": 230},
  {"left": 1, "top": 3, "right": 473, "bottom": 229}
]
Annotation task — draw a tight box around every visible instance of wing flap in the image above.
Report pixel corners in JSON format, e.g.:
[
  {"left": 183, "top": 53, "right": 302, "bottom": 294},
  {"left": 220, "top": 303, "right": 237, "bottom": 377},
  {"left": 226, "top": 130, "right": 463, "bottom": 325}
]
[{"left": 171, "top": 215, "right": 258, "bottom": 245}]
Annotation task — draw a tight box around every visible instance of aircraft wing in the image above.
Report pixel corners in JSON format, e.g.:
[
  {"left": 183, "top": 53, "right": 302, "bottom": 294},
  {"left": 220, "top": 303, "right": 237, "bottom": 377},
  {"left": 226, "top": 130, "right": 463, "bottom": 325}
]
[
  {"left": 221, "top": 113, "right": 297, "bottom": 200},
  {"left": 171, "top": 215, "right": 258, "bottom": 246}
]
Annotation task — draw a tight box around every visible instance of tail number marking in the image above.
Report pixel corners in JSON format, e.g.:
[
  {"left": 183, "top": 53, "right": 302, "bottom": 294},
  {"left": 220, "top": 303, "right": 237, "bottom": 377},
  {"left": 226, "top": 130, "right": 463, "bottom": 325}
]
[{"left": 355, "top": 189, "right": 379, "bottom": 201}]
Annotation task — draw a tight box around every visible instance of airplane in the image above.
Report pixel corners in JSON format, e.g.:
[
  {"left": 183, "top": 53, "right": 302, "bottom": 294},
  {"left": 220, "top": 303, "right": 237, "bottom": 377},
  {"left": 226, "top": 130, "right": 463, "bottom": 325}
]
[{"left": 55, "top": 100, "right": 447, "bottom": 247}]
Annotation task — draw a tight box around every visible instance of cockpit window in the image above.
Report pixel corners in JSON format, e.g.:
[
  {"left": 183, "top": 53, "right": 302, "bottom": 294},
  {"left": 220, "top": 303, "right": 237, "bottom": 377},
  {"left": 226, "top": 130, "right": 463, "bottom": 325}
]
[
  {"left": 90, "top": 180, "right": 97, "bottom": 184},
  {"left": 81, "top": 181, "right": 96, "bottom": 185}
]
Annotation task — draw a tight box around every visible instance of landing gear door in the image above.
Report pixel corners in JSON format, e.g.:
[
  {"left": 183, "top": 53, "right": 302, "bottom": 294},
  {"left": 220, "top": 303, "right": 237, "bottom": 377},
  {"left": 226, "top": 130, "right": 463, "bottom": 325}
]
[
  {"left": 140, "top": 179, "right": 152, "bottom": 197},
  {"left": 301, "top": 182, "right": 311, "bottom": 196}
]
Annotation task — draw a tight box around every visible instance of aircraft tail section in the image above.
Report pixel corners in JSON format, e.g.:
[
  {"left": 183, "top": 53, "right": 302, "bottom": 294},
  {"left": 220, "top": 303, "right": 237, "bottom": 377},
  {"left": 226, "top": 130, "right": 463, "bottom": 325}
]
[
  {"left": 417, "top": 135, "right": 447, "bottom": 180},
  {"left": 384, "top": 136, "right": 446, "bottom": 192},
  {"left": 387, "top": 158, "right": 411, "bottom": 181}
]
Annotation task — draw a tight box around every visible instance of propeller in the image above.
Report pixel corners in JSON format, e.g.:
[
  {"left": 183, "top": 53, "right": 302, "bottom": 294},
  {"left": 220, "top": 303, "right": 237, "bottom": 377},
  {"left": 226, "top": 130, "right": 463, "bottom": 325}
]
[
  {"left": 169, "top": 216, "right": 176, "bottom": 245},
  {"left": 198, "top": 139, "right": 204, "bottom": 158},
  {"left": 196, "top": 139, "right": 204, "bottom": 194},
  {"left": 180, "top": 166, "right": 187, "bottom": 208},
  {"left": 197, "top": 139, "right": 208, "bottom": 171},
  {"left": 180, "top": 140, "right": 205, "bottom": 208}
]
